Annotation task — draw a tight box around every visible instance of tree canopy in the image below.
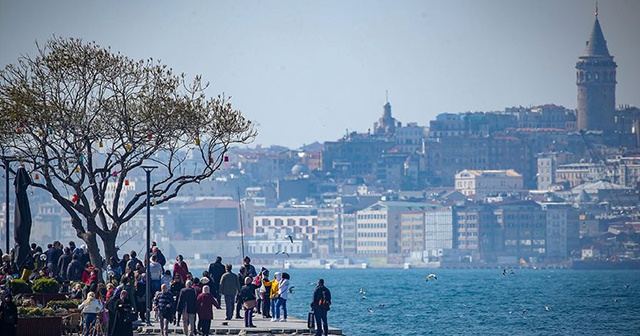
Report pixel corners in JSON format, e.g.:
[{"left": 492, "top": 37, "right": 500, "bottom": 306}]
[{"left": 0, "top": 37, "right": 256, "bottom": 266}]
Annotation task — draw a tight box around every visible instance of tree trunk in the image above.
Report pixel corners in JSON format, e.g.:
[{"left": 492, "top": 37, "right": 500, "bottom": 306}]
[
  {"left": 102, "top": 232, "right": 118, "bottom": 265},
  {"left": 80, "top": 231, "right": 103, "bottom": 269}
]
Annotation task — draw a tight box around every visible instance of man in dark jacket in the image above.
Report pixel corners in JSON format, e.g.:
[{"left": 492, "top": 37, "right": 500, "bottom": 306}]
[
  {"left": 66, "top": 253, "right": 84, "bottom": 281},
  {"left": 177, "top": 280, "right": 197, "bottom": 336},
  {"left": 45, "top": 241, "right": 63, "bottom": 277},
  {"left": 207, "top": 256, "right": 225, "bottom": 301},
  {"left": 57, "top": 247, "right": 72, "bottom": 281},
  {"left": 218, "top": 264, "right": 239, "bottom": 321},
  {"left": 311, "top": 278, "right": 332, "bottom": 336},
  {"left": 127, "top": 251, "right": 142, "bottom": 272}
]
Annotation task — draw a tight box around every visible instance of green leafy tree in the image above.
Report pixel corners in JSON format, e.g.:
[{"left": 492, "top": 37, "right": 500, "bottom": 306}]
[{"left": 0, "top": 37, "right": 256, "bottom": 266}]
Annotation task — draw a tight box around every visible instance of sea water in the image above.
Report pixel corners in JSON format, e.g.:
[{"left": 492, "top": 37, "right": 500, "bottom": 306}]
[{"left": 191, "top": 267, "right": 640, "bottom": 336}]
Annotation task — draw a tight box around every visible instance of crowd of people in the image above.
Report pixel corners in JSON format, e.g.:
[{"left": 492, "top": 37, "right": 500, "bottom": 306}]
[{"left": 0, "top": 240, "right": 333, "bottom": 336}]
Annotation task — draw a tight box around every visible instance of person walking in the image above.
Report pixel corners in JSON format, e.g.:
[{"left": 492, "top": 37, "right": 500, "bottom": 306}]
[
  {"left": 207, "top": 256, "right": 225, "bottom": 301},
  {"left": 177, "top": 280, "right": 197, "bottom": 336},
  {"left": 275, "top": 272, "right": 290, "bottom": 322},
  {"left": 148, "top": 255, "right": 163, "bottom": 295},
  {"left": 78, "top": 291, "right": 104, "bottom": 336},
  {"left": 311, "top": 278, "right": 332, "bottom": 336},
  {"left": 238, "top": 277, "right": 258, "bottom": 328},
  {"left": 234, "top": 266, "right": 246, "bottom": 319},
  {"left": 109, "top": 290, "right": 134, "bottom": 336},
  {"left": 153, "top": 284, "right": 175, "bottom": 336},
  {"left": 196, "top": 285, "right": 221, "bottom": 336},
  {"left": 219, "top": 263, "right": 239, "bottom": 321}
]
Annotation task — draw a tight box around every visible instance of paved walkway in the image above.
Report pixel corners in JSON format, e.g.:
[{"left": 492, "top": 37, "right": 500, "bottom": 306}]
[{"left": 135, "top": 303, "right": 342, "bottom": 335}]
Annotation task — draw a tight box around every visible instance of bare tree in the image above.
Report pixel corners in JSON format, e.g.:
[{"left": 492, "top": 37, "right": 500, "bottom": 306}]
[{"left": 0, "top": 37, "right": 256, "bottom": 266}]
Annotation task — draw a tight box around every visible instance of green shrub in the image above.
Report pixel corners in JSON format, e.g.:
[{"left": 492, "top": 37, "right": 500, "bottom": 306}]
[
  {"left": 46, "top": 299, "right": 82, "bottom": 309},
  {"left": 9, "top": 279, "right": 32, "bottom": 295},
  {"left": 32, "top": 278, "right": 60, "bottom": 294},
  {"left": 18, "top": 306, "right": 55, "bottom": 317}
]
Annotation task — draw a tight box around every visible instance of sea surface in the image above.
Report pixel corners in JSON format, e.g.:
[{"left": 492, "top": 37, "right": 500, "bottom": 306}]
[{"left": 194, "top": 267, "right": 640, "bottom": 336}]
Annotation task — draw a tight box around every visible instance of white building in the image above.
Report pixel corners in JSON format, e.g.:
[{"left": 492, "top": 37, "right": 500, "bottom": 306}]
[
  {"left": 395, "top": 122, "right": 428, "bottom": 154},
  {"left": 424, "top": 206, "right": 454, "bottom": 253},
  {"left": 537, "top": 153, "right": 557, "bottom": 190},
  {"left": 356, "top": 201, "right": 433, "bottom": 257},
  {"left": 455, "top": 169, "right": 523, "bottom": 198}
]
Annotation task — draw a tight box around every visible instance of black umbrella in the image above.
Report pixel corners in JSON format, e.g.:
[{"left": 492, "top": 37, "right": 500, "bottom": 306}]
[{"left": 13, "top": 166, "right": 34, "bottom": 272}]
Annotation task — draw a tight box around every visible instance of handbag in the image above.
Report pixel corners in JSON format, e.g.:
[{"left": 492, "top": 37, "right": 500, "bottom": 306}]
[
  {"left": 243, "top": 299, "right": 256, "bottom": 309},
  {"left": 307, "top": 311, "right": 315, "bottom": 329}
]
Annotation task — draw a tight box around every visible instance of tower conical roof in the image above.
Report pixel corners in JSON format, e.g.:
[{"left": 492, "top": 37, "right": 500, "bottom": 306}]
[{"left": 583, "top": 17, "right": 610, "bottom": 57}]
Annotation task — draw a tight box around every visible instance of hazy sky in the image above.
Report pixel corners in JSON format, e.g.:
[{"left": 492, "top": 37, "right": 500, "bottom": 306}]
[{"left": 1, "top": 1, "right": 639, "bottom": 148}]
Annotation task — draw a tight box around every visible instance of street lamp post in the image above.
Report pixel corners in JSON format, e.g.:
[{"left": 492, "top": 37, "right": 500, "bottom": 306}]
[
  {"left": 141, "top": 165, "right": 157, "bottom": 326},
  {"left": 1, "top": 156, "right": 15, "bottom": 254}
]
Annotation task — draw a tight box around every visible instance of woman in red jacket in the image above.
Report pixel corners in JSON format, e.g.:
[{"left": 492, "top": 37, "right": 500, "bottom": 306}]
[
  {"left": 173, "top": 255, "right": 189, "bottom": 283},
  {"left": 196, "top": 285, "right": 221, "bottom": 336}
]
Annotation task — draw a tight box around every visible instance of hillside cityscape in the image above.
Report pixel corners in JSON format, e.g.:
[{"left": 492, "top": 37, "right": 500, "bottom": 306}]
[{"left": 1, "top": 11, "right": 639, "bottom": 270}]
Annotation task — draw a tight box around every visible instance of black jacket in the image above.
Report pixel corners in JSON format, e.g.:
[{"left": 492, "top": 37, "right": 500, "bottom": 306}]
[
  {"left": 57, "top": 253, "right": 72, "bottom": 277},
  {"left": 208, "top": 261, "right": 225, "bottom": 289},
  {"left": 177, "top": 287, "right": 197, "bottom": 314},
  {"left": 312, "top": 285, "right": 332, "bottom": 311}
]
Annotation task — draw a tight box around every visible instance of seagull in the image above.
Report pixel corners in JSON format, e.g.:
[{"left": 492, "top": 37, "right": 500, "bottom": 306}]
[
  {"left": 275, "top": 251, "right": 290, "bottom": 257},
  {"left": 509, "top": 269, "right": 515, "bottom": 275},
  {"left": 367, "top": 308, "right": 374, "bottom": 313},
  {"left": 522, "top": 309, "right": 527, "bottom": 315},
  {"left": 544, "top": 306, "right": 551, "bottom": 311},
  {"left": 378, "top": 304, "right": 385, "bottom": 307},
  {"left": 426, "top": 274, "right": 437, "bottom": 282},
  {"left": 624, "top": 285, "right": 631, "bottom": 289},
  {"left": 359, "top": 288, "right": 366, "bottom": 295},
  {"left": 284, "top": 235, "right": 294, "bottom": 243},
  {"left": 289, "top": 286, "right": 295, "bottom": 294},
  {"left": 360, "top": 295, "right": 367, "bottom": 300},
  {"left": 502, "top": 269, "right": 507, "bottom": 276}
]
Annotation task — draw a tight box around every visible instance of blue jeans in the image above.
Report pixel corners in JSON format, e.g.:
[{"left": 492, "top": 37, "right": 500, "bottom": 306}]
[
  {"left": 270, "top": 297, "right": 277, "bottom": 317},
  {"left": 151, "top": 279, "right": 161, "bottom": 294},
  {"left": 83, "top": 313, "right": 97, "bottom": 336},
  {"left": 314, "top": 309, "right": 328, "bottom": 336},
  {"left": 275, "top": 298, "right": 287, "bottom": 320}
]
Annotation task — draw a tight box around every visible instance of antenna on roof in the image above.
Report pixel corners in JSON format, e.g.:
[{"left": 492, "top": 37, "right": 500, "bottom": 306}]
[
  {"left": 385, "top": 90, "right": 389, "bottom": 103},
  {"left": 595, "top": 2, "right": 598, "bottom": 17}
]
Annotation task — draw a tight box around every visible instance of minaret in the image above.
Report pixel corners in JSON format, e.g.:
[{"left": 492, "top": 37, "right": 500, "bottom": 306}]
[{"left": 576, "top": 5, "right": 617, "bottom": 133}]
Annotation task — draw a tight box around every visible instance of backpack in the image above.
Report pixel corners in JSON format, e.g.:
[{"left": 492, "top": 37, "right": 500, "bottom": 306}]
[
  {"left": 317, "top": 288, "right": 331, "bottom": 310},
  {"left": 155, "top": 251, "right": 166, "bottom": 266}
]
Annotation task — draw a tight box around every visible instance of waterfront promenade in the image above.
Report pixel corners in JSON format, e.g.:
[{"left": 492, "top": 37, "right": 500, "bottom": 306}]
[{"left": 135, "top": 302, "right": 342, "bottom": 335}]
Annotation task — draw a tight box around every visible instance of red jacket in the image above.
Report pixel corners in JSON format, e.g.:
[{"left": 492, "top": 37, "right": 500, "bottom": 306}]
[
  {"left": 173, "top": 262, "right": 189, "bottom": 282},
  {"left": 196, "top": 292, "right": 220, "bottom": 320}
]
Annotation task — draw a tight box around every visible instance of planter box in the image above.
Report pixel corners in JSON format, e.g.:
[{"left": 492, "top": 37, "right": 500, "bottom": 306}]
[
  {"left": 17, "top": 316, "right": 62, "bottom": 336},
  {"left": 31, "top": 293, "right": 68, "bottom": 306}
]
